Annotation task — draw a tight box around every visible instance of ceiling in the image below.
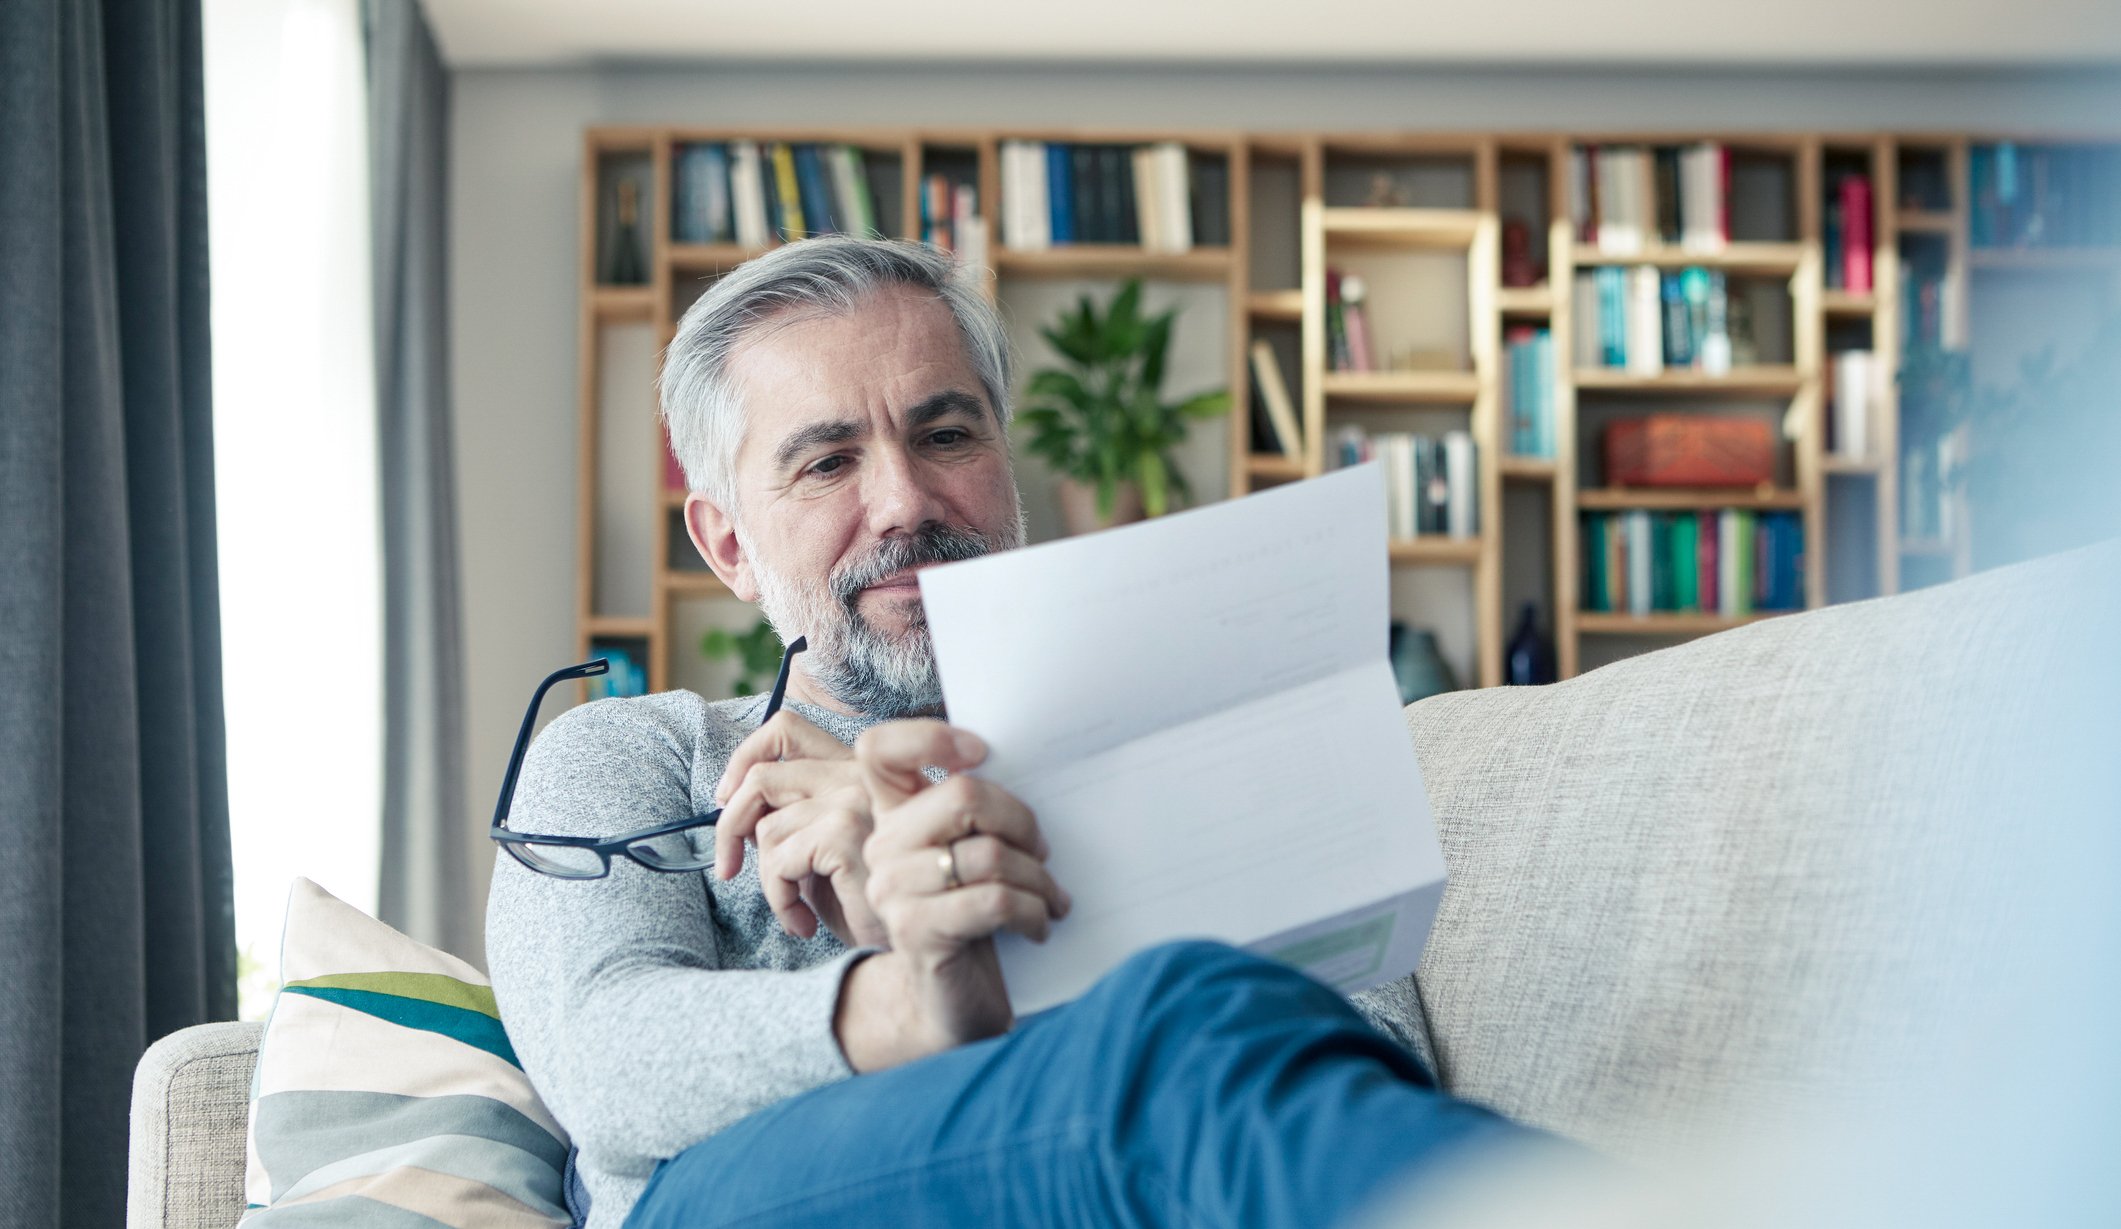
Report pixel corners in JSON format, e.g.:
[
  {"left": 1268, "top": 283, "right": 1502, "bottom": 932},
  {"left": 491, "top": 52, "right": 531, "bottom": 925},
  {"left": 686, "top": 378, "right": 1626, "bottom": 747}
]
[{"left": 424, "top": 0, "right": 2121, "bottom": 69}]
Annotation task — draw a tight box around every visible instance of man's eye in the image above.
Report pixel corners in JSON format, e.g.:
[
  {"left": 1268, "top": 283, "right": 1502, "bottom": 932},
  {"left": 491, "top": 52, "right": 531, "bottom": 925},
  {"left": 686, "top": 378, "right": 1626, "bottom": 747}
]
[
  {"left": 928, "top": 429, "right": 968, "bottom": 447},
  {"left": 808, "top": 455, "right": 847, "bottom": 477}
]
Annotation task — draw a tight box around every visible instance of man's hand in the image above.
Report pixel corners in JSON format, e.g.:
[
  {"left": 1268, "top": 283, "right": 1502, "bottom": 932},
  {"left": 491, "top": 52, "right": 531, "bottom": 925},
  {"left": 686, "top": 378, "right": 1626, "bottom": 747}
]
[
  {"left": 834, "top": 721, "right": 1071, "bottom": 1073},
  {"left": 713, "top": 712, "right": 887, "bottom": 948}
]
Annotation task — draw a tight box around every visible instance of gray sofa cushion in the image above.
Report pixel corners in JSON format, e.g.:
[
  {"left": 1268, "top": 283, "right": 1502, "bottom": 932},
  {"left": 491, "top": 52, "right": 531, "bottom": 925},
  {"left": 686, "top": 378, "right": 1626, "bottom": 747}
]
[{"left": 1385, "top": 541, "right": 2116, "bottom": 1162}]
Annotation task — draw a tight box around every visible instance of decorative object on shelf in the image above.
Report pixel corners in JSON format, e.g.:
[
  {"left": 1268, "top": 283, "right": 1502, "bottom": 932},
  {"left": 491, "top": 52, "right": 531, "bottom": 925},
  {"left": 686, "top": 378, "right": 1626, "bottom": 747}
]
[
  {"left": 1019, "top": 279, "right": 1230, "bottom": 533},
  {"left": 1363, "top": 173, "right": 1409, "bottom": 209},
  {"left": 1388, "top": 621, "right": 1457, "bottom": 704},
  {"left": 1501, "top": 218, "right": 1542, "bottom": 288},
  {"left": 604, "top": 177, "right": 646, "bottom": 285},
  {"left": 700, "top": 618, "right": 786, "bottom": 697},
  {"left": 1604, "top": 415, "right": 1774, "bottom": 488},
  {"left": 1505, "top": 603, "right": 1556, "bottom": 686}
]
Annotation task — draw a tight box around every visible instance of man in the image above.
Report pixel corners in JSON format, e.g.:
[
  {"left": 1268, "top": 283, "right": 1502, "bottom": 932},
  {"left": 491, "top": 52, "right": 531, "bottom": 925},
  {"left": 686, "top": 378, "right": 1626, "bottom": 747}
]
[{"left": 487, "top": 236, "right": 1544, "bottom": 1229}]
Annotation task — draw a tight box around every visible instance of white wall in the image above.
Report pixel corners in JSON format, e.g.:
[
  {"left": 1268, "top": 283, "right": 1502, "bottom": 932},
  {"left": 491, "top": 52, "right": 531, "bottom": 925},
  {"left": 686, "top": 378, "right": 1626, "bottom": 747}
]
[{"left": 449, "top": 60, "right": 2121, "bottom": 961}]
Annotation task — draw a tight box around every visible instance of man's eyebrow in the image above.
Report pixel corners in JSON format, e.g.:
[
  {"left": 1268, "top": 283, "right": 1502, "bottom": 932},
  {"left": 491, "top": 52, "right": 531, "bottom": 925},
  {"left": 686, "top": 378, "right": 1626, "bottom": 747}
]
[
  {"left": 770, "top": 419, "right": 864, "bottom": 472},
  {"left": 906, "top": 389, "right": 990, "bottom": 429}
]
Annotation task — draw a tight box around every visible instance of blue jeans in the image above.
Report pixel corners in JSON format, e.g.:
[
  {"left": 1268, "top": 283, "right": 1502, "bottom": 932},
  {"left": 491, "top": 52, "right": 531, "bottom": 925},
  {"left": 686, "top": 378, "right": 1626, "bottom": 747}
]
[{"left": 628, "top": 941, "right": 1538, "bottom": 1229}]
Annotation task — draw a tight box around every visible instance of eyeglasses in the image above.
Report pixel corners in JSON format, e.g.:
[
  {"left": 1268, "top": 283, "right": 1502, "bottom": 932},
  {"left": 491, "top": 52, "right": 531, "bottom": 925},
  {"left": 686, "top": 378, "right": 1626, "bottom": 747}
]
[{"left": 490, "top": 635, "right": 808, "bottom": 879}]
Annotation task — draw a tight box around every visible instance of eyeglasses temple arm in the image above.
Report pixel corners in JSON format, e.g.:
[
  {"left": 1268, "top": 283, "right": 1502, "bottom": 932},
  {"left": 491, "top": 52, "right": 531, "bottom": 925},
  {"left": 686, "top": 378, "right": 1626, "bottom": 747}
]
[
  {"left": 760, "top": 635, "right": 808, "bottom": 723},
  {"left": 492, "top": 660, "right": 610, "bottom": 832}
]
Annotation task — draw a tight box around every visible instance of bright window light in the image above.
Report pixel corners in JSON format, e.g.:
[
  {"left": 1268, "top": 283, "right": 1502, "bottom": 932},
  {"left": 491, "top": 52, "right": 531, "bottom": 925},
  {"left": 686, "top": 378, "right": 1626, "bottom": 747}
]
[{"left": 203, "top": 0, "right": 381, "bottom": 1019}]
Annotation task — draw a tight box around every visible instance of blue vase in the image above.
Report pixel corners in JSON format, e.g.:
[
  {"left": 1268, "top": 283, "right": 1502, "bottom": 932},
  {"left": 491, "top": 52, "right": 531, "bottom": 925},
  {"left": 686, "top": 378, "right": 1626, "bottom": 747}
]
[{"left": 1388, "top": 621, "right": 1457, "bottom": 704}]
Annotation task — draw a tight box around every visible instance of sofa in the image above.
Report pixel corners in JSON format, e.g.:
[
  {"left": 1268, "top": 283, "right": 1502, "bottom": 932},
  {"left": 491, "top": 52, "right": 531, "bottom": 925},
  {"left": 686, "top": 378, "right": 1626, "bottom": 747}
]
[{"left": 128, "top": 541, "right": 2115, "bottom": 1229}]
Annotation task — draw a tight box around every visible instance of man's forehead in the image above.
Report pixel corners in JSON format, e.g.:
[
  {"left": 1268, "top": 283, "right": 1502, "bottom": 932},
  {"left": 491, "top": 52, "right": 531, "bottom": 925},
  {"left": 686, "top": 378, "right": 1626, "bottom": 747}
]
[{"left": 726, "top": 292, "right": 988, "bottom": 448}]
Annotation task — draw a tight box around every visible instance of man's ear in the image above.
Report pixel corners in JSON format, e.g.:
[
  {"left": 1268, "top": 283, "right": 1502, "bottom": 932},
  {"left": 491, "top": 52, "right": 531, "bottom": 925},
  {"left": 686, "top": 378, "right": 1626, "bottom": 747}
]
[{"left": 684, "top": 493, "right": 759, "bottom": 603}]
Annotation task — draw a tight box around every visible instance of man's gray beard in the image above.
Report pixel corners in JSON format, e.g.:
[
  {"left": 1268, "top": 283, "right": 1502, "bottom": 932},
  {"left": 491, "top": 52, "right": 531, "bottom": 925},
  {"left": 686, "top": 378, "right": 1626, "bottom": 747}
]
[{"left": 744, "top": 508, "right": 1026, "bottom": 719}]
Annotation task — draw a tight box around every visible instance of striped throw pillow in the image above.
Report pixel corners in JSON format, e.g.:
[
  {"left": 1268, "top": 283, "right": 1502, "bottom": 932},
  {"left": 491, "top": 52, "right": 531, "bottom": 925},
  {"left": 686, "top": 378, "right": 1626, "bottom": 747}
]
[{"left": 242, "top": 878, "right": 573, "bottom": 1227}]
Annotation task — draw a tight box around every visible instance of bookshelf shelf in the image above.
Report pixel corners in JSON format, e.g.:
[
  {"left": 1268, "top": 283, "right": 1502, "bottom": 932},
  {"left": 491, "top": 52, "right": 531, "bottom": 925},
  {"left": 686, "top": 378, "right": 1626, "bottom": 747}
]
[
  {"left": 591, "top": 286, "right": 656, "bottom": 321},
  {"left": 1320, "top": 370, "right": 1480, "bottom": 403},
  {"left": 669, "top": 242, "right": 772, "bottom": 271},
  {"left": 584, "top": 615, "right": 654, "bottom": 637},
  {"left": 1245, "top": 289, "right": 1305, "bottom": 321},
  {"left": 1245, "top": 454, "right": 1307, "bottom": 480},
  {"left": 1895, "top": 210, "right": 1955, "bottom": 235},
  {"left": 1500, "top": 456, "right": 1558, "bottom": 482},
  {"left": 1576, "top": 612, "right": 1786, "bottom": 635},
  {"left": 1495, "top": 287, "right": 1555, "bottom": 315},
  {"left": 1822, "top": 455, "right": 1886, "bottom": 475},
  {"left": 991, "top": 245, "right": 1234, "bottom": 281},
  {"left": 1579, "top": 487, "right": 1805, "bottom": 511},
  {"left": 1819, "top": 290, "right": 1878, "bottom": 316},
  {"left": 664, "top": 572, "right": 728, "bottom": 597},
  {"left": 1572, "top": 243, "right": 1804, "bottom": 274},
  {"left": 1320, "top": 207, "right": 1483, "bottom": 246},
  {"left": 1388, "top": 538, "right": 1483, "bottom": 565},
  {"left": 1572, "top": 367, "right": 1804, "bottom": 396}
]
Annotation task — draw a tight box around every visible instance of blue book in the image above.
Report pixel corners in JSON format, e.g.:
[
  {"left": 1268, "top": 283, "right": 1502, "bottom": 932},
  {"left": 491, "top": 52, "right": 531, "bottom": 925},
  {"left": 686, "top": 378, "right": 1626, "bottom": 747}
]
[
  {"left": 1047, "top": 143, "right": 1075, "bottom": 244},
  {"left": 701, "top": 144, "right": 731, "bottom": 242},
  {"left": 1661, "top": 272, "right": 1694, "bottom": 368},
  {"left": 1535, "top": 331, "right": 1556, "bottom": 458},
  {"left": 1598, "top": 268, "right": 1627, "bottom": 368},
  {"left": 1508, "top": 337, "right": 1529, "bottom": 454},
  {"left": 793, "top": 145, "right": 838, "bottom": 234},
  {"left": 672, "top": 146, "right": 702, "bottom": 243}
]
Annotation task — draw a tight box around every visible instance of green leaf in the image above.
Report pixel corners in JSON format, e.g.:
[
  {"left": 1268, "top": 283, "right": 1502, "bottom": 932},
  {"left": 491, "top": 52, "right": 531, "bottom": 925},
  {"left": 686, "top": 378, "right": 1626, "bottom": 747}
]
[
  {"left": 1139, "top": 311, "right": 1175, "bottom": 394},
  {"left": 1174, "top": 389, "right": 1231, "bottom": 420},
  {"left": 1137, "top": 452, "right": 1170, "bottom": 518}
]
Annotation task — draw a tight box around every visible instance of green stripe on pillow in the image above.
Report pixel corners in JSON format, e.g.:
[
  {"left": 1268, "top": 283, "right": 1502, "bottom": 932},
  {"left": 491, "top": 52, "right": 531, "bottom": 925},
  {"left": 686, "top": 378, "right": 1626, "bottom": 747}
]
[
  {"left": 253, "top": 1091, "right": 569, "bottom": 1190},
  {"left": 284, "top": 986, "right": 519, "bottom": 1067},
  {"left": 284, "top": 972, "right": 501, "bottom": 1018}
]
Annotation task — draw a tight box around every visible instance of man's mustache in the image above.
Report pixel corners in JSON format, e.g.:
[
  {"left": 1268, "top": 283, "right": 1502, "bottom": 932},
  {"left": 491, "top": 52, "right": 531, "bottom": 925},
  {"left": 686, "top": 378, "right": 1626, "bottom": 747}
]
[{"left": 830, "top": 525, "right": 997, "bottom": 608}]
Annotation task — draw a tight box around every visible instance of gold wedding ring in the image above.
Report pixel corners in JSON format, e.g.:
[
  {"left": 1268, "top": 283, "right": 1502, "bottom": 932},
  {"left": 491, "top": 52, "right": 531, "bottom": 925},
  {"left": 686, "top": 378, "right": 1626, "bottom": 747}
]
[{"left": 940, "top": 841, "right": 962, "bottom": 890}]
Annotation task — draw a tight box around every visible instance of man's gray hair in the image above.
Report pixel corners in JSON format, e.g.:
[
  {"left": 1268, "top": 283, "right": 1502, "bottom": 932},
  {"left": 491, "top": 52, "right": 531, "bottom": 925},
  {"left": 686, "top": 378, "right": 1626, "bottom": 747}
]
[{"left": 658, "top": 235, "right": 1013, "bottom": 514}]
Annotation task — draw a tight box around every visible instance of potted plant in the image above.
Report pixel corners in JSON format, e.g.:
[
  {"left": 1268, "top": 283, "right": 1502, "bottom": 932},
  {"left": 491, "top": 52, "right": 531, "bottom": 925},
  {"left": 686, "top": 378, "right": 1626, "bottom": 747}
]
[
  {"left": 1017, "top": 279, "right": 1230, "bottom": 534},
  {"left": 700, "top": 617, "right": 784, "bottom": 697}
]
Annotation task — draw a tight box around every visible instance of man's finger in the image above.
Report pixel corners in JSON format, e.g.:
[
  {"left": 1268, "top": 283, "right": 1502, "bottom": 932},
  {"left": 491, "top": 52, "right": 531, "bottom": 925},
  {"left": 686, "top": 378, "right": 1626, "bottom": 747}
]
[
  {"left": 866, "top": 773, "right": 1041, "bottom": 863},
  {"left": 716, "top": 710, "right": 853, "bottom": 805},
  {"left": 855, "top": 720, "right": 986, "bottom": 810},
  {"left": 715, "top": 760, "right": 860, "bottom": 880},
  {"left": 886, "top": 882, "right": 1055, "bottom": 947}
]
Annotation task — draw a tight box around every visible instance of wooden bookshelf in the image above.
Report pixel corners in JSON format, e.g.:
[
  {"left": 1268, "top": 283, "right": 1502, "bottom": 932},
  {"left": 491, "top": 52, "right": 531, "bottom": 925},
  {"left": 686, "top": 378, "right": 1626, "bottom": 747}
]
[{"left": 575, "top": 126, "right": 2121, "bottom": 699}]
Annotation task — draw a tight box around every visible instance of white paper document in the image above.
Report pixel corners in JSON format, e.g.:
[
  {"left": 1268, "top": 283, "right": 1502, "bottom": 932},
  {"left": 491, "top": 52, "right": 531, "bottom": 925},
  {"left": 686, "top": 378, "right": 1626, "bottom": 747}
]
[{"left": 918, "top": 464, "right": 1447, "bottom": 1015}]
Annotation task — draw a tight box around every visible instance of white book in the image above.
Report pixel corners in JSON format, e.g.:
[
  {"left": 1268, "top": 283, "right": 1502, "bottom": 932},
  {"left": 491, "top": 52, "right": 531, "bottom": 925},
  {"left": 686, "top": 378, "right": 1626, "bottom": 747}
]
[
  {"left": 1248, "top": 339, "right": 1303, "bottom": 458},
  {"left": 1159, "top": 142, "right": 1192, "bottom": 253},
  {"left": 1131, "top": 146, "right": 1162, "bottom": 251},
  {"left": 1572, "top": 271, "right": 1601, "bottom": 373},
  {"left": 1832, "top": 349, "right": 1873, "bottom": 460},
  {"left": 827, "top": 146, "right": 864, "bottom": 237},
  {"left": 1599, "top": 147, "right": 1643, "bottom": 254},
  {"left": 1443, "top": 430, "right": 1476, "bottom": 539},
  {"left": 998, "top": 142, "right": 1023, "bottom": 251},
  {"left": 1627, "top": 265, "right": 1665, "bottom": 376},
  {"left": 729, "top": 142, "right": 768, "bottom": 248},
  {"left": 919, "top": 465, "right": 1448, "bottom": 1015}
]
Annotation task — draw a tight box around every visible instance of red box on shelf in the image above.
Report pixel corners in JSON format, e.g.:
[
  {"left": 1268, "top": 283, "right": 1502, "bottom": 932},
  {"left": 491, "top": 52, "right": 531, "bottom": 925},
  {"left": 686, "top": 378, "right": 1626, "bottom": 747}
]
[{"left": 1603, "top": 416, "right": 1775, "bottom": 488}]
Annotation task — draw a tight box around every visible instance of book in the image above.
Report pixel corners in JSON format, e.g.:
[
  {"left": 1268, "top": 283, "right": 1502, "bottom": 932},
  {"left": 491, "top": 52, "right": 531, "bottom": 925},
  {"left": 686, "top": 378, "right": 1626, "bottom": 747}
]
[
  {"left": 768, "top": 143, "right": 805, "bottom": 238},
  {"left": 1627, "top": 265, "right": 1665, "bottom": 376},
  {"left": 1831, "top": 349, "right": 1872, "bottom": 460},
  {"left": 1444, "top": 431, "right": 1477, "bottom": 539},
  {"left": 1047, "top": 143, "right": 1074, "bottom": 245},
  {"left": 1190, "top": 154, "right": 1230, "bottom": 247},
  {"left": 1157, "top": 142, "right": 1193, "bottom": 253},
  {"left": 793, "top": 145, "right": 838, "bottom": 234},
  {"left": 729, "top": 142, "right": 768, "bottom": 248},
  {"left": 1654, "top": 147, "right": 1682, "bottom": 247},
  {"left": 1840, "top": 174, "right": 1873, "bottom": 293},
  {"left": 1697, "top": 509, "right": 1719, "bottom": 613},
  {"left": 1248, "top": 340, "right": 1303, "bottom": 458},
  {"left": 1660, "top": 272, "right": 1694, "bottom": 369},
  {"left": 1340, "top": 275, "right": 1375, "bottom": 372},
  {"left": 1131, "top": 145, "right": 1163, "bottom": 251},
  {"left": 1698, "top": 271, "right": 1733, "bottom": 376},
  {"left": 1626, "top": 510, "right": 1653, "bottom": 616}
]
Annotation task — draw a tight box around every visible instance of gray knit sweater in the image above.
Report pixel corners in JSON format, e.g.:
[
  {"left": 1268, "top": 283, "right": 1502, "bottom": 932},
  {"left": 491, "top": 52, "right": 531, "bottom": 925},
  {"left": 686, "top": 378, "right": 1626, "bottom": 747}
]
[
  {"left": 484, "top": 690, "right": 876, "bottom": 1229},
  {"left": 485, "top": 688, "right": 1429, "bottom": 1229}
]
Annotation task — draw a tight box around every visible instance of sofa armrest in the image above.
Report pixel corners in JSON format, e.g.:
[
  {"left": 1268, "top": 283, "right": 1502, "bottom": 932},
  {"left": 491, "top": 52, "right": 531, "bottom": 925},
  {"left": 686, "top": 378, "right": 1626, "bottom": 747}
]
[{"left": 128, "top": 1021, "right": 262, "bottom": 1229}]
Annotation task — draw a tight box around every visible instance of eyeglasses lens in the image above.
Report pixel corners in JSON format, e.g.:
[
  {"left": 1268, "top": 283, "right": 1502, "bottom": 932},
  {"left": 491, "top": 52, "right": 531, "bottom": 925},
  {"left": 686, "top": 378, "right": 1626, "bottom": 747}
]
[
  {"left": 507, "top": 841, "right": 608, "bottom": 879},
  {"left": 626, "top": 827, "right": 716, "bottom": 872}
]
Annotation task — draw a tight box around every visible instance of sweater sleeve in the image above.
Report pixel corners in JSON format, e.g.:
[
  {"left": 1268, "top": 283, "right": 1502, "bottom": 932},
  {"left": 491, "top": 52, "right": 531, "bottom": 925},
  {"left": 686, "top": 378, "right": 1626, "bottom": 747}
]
[{"left": 484, "top": 696, "right": 869, "bottom": 1178}]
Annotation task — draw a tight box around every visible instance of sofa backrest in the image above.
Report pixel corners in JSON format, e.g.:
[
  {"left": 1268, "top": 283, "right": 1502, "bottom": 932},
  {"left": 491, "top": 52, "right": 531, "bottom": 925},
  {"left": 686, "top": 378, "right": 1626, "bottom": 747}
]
[{"left": 1393, "top": 540, "right": 2117, "bottom": 1163}]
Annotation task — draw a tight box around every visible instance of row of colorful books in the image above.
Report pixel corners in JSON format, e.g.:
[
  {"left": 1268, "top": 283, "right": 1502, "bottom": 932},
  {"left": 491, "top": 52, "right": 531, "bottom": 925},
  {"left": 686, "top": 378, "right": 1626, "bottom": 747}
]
[
  {"left": 587, "top": 644, "right": 650, "bottom": 701},
  {"left": 1583, "top": 510, "right": 1805, "bottom": 616},
  {"left": 998, "top": 141, "right": 1231, "bottom": 252},
  {"left": 1822, "top": 174, "right": 1875, "bottom": 292},
  {"left": 918, "top": 174, "right": 985, "bottom": 265},
  {"left": 671, "top": 142, "right": 886, "bottom": 248},
  {"left": 1504, "top": 327, "right": 1557, "bottom": 459},
  {"left": 1334, "top": 429, "right": 1480, "bottom": 540},
  {"left": 1324, "top": 269, "right": 1376, "bottom": 372},
  {"left": 1569, "top": 143, "right": 1732, "bottom": 254},
  {"left": 1571, "top": 266, "right": 1741, "bottom": 376},
  {"left": 1969, "top": 142, "right": 2121, "bottom": 249}
]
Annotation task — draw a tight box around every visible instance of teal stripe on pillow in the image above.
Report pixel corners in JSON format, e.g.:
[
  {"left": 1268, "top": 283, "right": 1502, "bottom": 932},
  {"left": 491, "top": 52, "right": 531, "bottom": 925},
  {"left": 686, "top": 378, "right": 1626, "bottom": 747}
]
[
  {"left": 284, "top": 986, "right": 519, "bottom": 1066},
  {"left": 253, "top": 1091, "right": 568, "bottom": 1194}
]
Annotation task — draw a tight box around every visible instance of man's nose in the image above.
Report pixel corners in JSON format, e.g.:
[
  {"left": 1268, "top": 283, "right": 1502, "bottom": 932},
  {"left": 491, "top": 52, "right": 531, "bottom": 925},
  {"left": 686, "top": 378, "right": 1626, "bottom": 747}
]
[{"left": 862, "top": 446, "right": 949, "bottom": 538}]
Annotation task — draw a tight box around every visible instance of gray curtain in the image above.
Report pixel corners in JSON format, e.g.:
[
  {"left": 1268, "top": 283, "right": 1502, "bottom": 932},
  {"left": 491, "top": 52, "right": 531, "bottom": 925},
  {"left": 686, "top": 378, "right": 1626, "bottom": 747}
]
[
  {"left": 0, "top": 0, "right": 237, "bottom": 1223},
  {"left": 367, "top": 0, "right": 475, "bottom": 961}
]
